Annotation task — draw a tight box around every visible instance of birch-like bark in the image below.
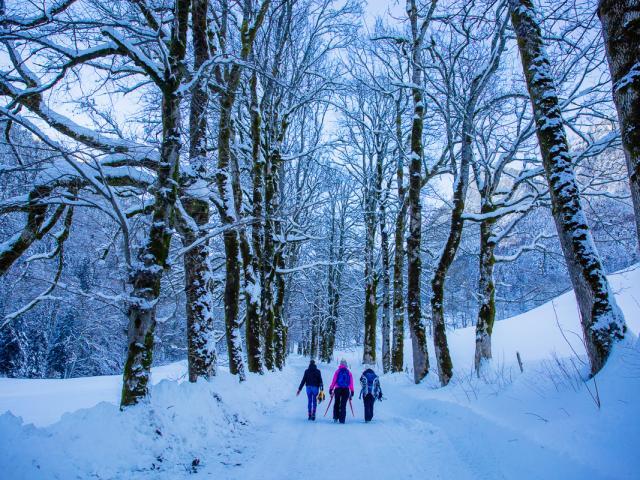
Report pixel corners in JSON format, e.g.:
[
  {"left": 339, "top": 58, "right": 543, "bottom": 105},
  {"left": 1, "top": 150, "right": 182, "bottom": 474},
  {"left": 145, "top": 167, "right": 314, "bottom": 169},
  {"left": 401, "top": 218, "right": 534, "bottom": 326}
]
[
  {"left": 510, "top": 0, "right": 626, "bottom": 374},
  {"left": 598, "top": 0, "right": 640, "bottom": 252}
]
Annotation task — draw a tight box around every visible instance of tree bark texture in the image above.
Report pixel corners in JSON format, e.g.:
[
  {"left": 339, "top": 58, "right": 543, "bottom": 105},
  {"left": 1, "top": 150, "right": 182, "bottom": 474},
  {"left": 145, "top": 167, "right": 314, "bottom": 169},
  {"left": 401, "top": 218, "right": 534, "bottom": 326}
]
[
  {"left": 510, "top": 0, "right": 626, "bottom": 375},
  {"left": 598, "top": 0, "right": 640, "bottom": 252}
]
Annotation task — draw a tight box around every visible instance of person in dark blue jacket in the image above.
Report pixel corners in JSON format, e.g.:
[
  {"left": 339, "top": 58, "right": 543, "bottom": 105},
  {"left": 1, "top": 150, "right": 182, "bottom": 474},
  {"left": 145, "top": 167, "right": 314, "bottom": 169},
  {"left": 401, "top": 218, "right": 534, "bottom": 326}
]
[
  {"left": 297, "top": 360, "right": 324, "bottom": 420},
  {"left": 359, "top": 368, "right": 383, "bottom": 422}
]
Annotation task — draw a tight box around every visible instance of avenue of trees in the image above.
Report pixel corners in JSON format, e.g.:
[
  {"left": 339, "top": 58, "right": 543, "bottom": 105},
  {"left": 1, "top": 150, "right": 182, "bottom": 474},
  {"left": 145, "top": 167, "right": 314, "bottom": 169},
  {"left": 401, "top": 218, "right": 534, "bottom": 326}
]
[{"left": 0, "top": 0, "right": 637, "bottom": 406}]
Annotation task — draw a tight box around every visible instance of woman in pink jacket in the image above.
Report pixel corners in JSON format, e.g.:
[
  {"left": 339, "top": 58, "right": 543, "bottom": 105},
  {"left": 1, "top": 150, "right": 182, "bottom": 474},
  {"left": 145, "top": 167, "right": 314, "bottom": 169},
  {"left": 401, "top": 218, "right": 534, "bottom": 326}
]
[{"left": 329, "top": 359, "right": 354, "bottom": 423}]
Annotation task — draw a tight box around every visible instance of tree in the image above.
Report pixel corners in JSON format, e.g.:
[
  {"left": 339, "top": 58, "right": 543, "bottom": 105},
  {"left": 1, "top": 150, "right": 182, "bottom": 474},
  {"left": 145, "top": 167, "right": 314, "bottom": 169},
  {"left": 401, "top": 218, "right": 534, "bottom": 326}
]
[
  {"left": 405, "top": 0, "right": 438, "bottom": 384},
  {"left": 597, "top": 0, "right": 640, "bottom": 252},
  {"left": 509, "top": 0, "right": 626, "bottom": 375},
  {"left": 178, "top": 0, "right": 218, "bottom": 382}
]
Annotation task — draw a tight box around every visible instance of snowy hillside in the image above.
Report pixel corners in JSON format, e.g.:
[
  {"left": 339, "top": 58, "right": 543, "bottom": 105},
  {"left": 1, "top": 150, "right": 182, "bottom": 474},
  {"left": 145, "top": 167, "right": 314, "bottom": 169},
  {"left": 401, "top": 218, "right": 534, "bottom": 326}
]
[
  {"left": 445, "top": 264, "right": 640, "bottom": 370},
  {"left": 1, "top": 265, "right": 639, "bottom": 479}
]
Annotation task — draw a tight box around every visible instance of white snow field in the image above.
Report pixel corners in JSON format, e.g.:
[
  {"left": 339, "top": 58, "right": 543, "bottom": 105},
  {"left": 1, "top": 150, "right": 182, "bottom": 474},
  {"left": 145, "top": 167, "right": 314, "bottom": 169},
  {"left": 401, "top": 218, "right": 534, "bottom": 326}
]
[{"left": 1, "top": 265, "right": 639, "bottom": 479}]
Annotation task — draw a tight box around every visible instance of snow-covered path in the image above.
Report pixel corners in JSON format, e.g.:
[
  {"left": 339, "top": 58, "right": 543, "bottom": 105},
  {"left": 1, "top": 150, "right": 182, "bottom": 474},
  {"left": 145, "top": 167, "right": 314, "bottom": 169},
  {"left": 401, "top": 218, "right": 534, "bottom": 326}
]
[{"left": 218, "top": 359, "right": 609, "bottom": 480}]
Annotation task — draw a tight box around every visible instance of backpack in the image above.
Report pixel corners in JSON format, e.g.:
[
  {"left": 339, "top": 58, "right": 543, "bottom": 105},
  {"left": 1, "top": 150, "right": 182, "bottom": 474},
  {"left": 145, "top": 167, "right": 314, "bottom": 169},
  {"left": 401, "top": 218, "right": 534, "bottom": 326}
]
[
  {"left": 336, "top": 368, "right": 350, "bottom": 388},
  {"left": 360, "top": 371, "right": 382, "bottom": 399}
]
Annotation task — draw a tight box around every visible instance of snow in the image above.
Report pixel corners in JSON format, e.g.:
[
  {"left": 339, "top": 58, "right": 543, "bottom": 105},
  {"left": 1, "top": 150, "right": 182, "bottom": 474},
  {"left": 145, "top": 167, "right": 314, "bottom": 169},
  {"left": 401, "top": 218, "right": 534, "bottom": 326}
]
[
  {"left": 447, "top": 264, "right": 640, "bottom": 369},
  {"left": 0, "top": 266, "right": 639, "bottom": 479}
]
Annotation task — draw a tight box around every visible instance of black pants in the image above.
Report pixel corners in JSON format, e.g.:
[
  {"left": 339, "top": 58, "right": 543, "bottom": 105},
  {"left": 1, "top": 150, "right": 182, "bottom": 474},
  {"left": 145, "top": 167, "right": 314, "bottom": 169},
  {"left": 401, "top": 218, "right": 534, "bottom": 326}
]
[
  {"left": 363, "top": 393, "right": 375, "bottom": 421},
  {"left": 333, "top": 387, "right": 350, "bottom": 423}
]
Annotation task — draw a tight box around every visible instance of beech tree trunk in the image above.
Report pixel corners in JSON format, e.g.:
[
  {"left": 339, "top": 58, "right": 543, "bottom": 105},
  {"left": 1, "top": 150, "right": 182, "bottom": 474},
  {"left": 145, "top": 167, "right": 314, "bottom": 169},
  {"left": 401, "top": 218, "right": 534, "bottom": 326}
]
[
  {"left": 391, "top": 98, "right": 407, "bottom": 373},
  {"left": 239, "top": 72, "right": 263, "bottom": 374},
  {"left": 474, "top": 205, "right": 497, "bottom": 374},
  {"left": 181, "top": 0, "right": 217, "bottom": 383},
  {"left": 216, "top": 97, "right": 246, "bottom": 380},
  {"left": 598, "top": 0, "right": 640, "bottom": 252},
  {"left": 380, "top": 206, "right": 391, "bottom": 373},
  {"left": 363, "top": 185, "right": 378, "bottom": 365},
  {"left": 406, "top": 51, "right": 428, "bottom": 382},
  {"left": 273, "top": 249, "right": 286, "bottom": 369},
  {"left": 430, "top": 104, "right": 473, "bottom": 387},
  {"left": 510, "top": 0, "right": 626, "bottom": 375},
  {"left": 378, "top": 146, "right": 391, "bottom": 372},
  {"left": 121, "top": 92, "right": 182, "bottom": 406},
  {"left": 121, "top": 0, "right": 189, "bottom": 407},
  {"left": 262, "top": 147, "right": 278, "bottom": 370}
]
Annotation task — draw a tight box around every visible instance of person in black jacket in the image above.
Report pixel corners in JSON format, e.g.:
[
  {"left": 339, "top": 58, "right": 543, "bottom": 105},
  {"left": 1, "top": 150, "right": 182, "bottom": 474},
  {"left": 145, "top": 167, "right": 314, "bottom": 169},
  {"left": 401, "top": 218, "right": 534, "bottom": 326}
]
[{"left": 296, "top": 359, "right": 324, "bottom": 420}]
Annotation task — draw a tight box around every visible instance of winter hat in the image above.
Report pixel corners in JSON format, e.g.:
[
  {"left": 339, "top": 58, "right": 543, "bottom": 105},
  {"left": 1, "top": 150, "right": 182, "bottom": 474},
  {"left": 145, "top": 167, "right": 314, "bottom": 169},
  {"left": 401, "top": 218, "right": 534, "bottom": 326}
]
[
  {"left": 309, "top": 359, "right": 316, "bottom": 366},
  {"left": 340, "top": 359, "right": 348, "bottom": 367}
]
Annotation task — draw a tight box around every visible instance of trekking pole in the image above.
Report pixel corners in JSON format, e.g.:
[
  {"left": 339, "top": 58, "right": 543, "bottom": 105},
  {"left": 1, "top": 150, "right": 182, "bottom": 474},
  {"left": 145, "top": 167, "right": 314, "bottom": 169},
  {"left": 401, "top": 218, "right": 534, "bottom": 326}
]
[
  {"left": 348, "top": 398, "right": 355, "bottom": 417},
  {"left": 323, "top": 394, "right": 334, "bottom": 417}
]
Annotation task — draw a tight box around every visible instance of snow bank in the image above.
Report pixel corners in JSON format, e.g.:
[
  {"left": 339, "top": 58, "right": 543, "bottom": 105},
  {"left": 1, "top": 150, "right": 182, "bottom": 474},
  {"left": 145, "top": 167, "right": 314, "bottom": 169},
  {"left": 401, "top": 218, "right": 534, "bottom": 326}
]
[{"left": 0, "top": 364, "right": 297, "bottom": 479}]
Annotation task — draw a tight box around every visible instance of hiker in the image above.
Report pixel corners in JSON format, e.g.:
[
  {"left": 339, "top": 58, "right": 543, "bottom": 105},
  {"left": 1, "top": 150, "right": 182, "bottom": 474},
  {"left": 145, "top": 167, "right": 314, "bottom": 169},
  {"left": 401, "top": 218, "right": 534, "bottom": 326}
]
[
  {"left": 359, "top": 368, "right": 383, "bottom": 423},
  {"left": 329, "top": 359, "right": 354, "bottom": 424},
  {"left": 297, "top": 359, "right": 324, "bottom": 420}
]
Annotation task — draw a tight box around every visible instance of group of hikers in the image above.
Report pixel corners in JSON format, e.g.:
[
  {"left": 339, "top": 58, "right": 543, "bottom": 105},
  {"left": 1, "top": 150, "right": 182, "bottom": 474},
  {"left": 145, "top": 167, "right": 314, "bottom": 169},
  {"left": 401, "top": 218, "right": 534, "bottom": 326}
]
[{"left": 296, "top": 359, "right": 383, "bottom": 423}]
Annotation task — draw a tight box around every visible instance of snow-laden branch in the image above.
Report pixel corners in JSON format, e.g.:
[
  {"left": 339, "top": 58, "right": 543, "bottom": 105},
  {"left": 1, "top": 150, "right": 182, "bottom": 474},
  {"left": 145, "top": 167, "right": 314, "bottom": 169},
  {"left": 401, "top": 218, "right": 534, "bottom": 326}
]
[
  {"left": 494, "top": 232, "right": 555, "bottom": 263},
  {"left": 276, "top": 260, "right": 347, "bottom": 274}
]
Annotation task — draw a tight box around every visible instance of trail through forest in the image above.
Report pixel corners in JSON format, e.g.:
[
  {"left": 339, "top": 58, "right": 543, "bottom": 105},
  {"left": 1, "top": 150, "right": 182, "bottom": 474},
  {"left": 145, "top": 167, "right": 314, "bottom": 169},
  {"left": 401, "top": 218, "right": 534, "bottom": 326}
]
[{"left": 219, "top": 359, "right": 607, "bottom": 480}]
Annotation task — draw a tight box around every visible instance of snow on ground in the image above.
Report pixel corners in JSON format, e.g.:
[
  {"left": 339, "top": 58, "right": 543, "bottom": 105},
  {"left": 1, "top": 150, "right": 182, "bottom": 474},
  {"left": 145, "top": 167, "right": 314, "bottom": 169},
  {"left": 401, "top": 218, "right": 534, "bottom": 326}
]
[{"left": 0, "top": 265, "right": 639, "bottom": 479}]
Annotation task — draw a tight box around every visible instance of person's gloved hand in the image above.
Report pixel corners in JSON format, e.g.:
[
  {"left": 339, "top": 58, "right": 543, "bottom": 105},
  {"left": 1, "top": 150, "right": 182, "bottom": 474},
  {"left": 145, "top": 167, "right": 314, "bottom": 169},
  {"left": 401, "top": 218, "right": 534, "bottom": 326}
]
[
  {"left": 350, "top": 391, "right": 354, "bottom": 400},
  {"left": 296, "top": 389, "right": 300, "bottom": 396},
  {"left": 329, "top": 388, "right": 333, "bottom": 396}
]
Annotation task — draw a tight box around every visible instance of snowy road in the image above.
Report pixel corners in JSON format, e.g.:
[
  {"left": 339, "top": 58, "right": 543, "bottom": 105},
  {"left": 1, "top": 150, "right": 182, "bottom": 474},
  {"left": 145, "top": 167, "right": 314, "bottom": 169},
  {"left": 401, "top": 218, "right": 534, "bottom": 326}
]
[{"left": 216, "top": 359, "right": 611, "bottom": 480}]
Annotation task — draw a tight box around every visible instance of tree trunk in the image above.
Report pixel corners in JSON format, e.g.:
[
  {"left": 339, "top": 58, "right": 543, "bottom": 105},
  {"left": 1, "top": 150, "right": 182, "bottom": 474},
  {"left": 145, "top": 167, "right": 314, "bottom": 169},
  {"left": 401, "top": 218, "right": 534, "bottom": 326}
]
[
  {"left": 598, "top": 0, "right": 640, "bottom": 252},
  {"left": 474, "top": 208, "right": 497, "bottom": 374},
  {"left": 215, "top": 96, "right": 246, "bottom": 381},
  {"left": 380, "top": 213, "right": 391, "bottom": 373},
  {"left": 239, "top": 229, "right": 263, "bottom": 373},
  {"left": 379, "top": 199, "right": 391, "bottom": 373},
  {"left": 406, "top": 56, "right": 430, "bottom": 383},
  {"left": 181, "top": 0, "right": 216, "bottom": 383},
  {"left": 121, "top": 0, "right": 190, "bottom": 405},
  {"left": 180, "top": 198, "right": 217, "bottom": 382},
  {"left": 262, "top": 148, "right": 278, "bottom": 370},
  {"left": 362, "top": 217, "right": 377, "bottom": 366},
  {"left": 430, "top": 109, "right": 473, "bottom": 387},
  {"left": 240, "top": 72, "right": 263, "bottom": 374},
  {"left": 273, "top": 249, "right": 286, "bottom": 369},
  {"left": 510, "top": 0, "right": 626, "bottom": 375},
  {"left": 121, "top": 88, "right": 182, "bottom": 407},
  {"left": 392, "top": 98, "right": 407, "bottom": 373}
]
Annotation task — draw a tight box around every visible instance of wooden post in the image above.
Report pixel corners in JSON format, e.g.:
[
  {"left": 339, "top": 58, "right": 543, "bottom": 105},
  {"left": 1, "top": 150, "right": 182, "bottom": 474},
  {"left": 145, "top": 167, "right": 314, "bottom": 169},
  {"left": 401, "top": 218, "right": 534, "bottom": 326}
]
[{"left": 516, "top": 351, "right": 523, "bottom": 373}]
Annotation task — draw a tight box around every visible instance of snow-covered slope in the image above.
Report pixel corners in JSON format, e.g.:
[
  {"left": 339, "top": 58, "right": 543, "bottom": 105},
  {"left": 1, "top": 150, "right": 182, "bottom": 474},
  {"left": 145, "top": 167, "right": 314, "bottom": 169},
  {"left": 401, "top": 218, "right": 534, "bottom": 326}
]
[
  {"left": 0, "top": 265, "right": 639, "bottom": 479},
  {"left": 447, "top": 263, "right": 640, "bottom": 371}
]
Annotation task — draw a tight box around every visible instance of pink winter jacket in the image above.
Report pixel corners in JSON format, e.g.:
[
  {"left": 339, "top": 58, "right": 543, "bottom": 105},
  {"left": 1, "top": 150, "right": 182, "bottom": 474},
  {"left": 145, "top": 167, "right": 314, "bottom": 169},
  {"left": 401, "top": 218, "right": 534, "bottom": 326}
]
[{"left": 329, "top": 365, "right": 354, "bottom": 393}]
